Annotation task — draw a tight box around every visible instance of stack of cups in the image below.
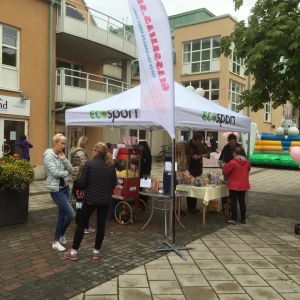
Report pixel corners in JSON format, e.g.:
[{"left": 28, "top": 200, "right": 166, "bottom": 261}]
[{"left": 153, "top": 179, "right": 159, "bottom": 193}]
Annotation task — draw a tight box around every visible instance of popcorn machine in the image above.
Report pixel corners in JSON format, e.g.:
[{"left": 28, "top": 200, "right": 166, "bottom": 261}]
[{"left": 110, "top": 144, "right": 147, "bottom": 224}]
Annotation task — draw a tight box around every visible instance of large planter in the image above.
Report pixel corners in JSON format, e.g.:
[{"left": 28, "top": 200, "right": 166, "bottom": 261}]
[{"left": 0, "top": 186, "right": 29, "bottom": 227}]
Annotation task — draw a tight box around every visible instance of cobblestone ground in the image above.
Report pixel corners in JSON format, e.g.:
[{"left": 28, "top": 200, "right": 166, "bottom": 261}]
[{"left": 0, "top": 166, "right": 299, "bottom": 299}]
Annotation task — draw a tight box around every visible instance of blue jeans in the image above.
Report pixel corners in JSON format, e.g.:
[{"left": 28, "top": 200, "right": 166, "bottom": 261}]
[{"left": 50, "top": 186, "right": 75, "bottom": 241}]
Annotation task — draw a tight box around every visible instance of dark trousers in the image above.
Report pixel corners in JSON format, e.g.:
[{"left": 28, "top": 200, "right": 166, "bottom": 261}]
[
  {"left": 75, "top": 208, "right": 89, "bottom": 229},
  {"left": 72, "top": 202, "right": 109, "bottom": 250},
  {"left": 186, "top": 197, "right": 197, "bottom": 210},
  {"left": 229, "top": 190, "right": 246, "bottom": 221}
]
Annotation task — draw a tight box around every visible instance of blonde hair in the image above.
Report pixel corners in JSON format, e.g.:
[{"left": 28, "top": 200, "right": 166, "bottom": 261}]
[
  {"left": 75, "top": 163, "right": 85, "bottom": 180},
  {"left": 93, "top": 142, "right": 113, "bottom": 166},
  {"left": 176, "top": 142, "right": 186, "bottom": 176},
  {"left": 77, "top": 136, "right": 89, "bottom": 149},
  {"left": 52, "top": 133, "right": 67, "bottom": 145}
]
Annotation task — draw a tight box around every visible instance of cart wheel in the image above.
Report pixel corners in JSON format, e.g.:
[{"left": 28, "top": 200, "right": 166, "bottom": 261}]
[
  {"left": 114, "top": 201, "right": 133, "bottom": 225},
  {"left": 134, "top": 199, "right": 148, "bottom": 221},
  {"left": 295, "top": 223, "right": 300, "bottom": 235}
]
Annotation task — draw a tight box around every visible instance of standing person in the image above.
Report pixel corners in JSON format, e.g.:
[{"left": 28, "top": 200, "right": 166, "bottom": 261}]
[
  {"left": 219, "top": 133, "right": 240, "bottom": 211},
  {"left": 138, "top": 141, "right": 152, "bottom": 178},
  {"left": 43, "top": 134, "right": 75, "bottom": 252},
  {"left": 221, "top": 146, "right": 251, "bottom": 224},
  {"left": 70, "top": 135, "right": 89, "bottom": 180},
  {"left": 70, "top": 135, "right": 95, "bottom": 233},
  {"left": 72, "top": 163, "right": 95, "bottom": 233},
  {"left": 219, "top": 133, "right": 240, "bottom": 164},
  {"left": 12, "top": 134, "right": 33, "bottom": 161},
  {"left": 208, "top": 133, "right": 217, "bottom": 152},
  {"left": 184, "top": 132, "right": 209, "bottom": 214},
  {"left": 64, "top": 142, "right": 116, "bottom": 261},
  {"left": 138, "top": 141, "right": 152, "bottom": 204}
]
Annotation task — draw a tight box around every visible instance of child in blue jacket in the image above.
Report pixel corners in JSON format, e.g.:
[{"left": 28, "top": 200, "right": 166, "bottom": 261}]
[{"left": 13, "top": 134, "right": 33, "bottom": 161}]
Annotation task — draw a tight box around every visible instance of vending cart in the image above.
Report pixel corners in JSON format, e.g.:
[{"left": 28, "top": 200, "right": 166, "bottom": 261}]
[{"left": 111, "top": 145, "right": 147, "bottom": 224}]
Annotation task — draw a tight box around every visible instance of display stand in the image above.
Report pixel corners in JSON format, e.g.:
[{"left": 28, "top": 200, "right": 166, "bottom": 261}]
[{"left": 152, "top": 138, "right": 193, "bottom": 261}]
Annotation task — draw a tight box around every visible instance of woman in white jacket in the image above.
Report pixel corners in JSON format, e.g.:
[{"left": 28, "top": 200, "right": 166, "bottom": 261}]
[{"left": 43, "top": 134, "right": 74, "bottom": 251}]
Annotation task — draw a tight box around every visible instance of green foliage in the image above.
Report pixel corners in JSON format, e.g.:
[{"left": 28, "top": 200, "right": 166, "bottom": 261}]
[
  {"left": 0, "top": 155, "right": 34, "bottom": 192},
  {"left": 221, "top": 0, "right": 300, "bottom": 111}
]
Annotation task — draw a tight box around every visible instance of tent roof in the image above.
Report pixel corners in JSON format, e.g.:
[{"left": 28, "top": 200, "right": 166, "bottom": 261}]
[{"left": 65, "top": 82, "right": 251, "bottom": 132}]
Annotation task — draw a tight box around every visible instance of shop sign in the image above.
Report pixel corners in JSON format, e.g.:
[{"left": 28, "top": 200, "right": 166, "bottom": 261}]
[
  {"left": 0, "top": 95, "right": 30, "bottom": 117},
  {"left": 55, "top": 113, "right": 65, "bottom": 123},
  {"left": 90, "top": 109, "right": 139, "bottom": 123}
]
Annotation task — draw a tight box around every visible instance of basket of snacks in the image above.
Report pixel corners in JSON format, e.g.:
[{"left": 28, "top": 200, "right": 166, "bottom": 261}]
[{"left": 178, "top": 171, "right": 194, "bottom": 185}]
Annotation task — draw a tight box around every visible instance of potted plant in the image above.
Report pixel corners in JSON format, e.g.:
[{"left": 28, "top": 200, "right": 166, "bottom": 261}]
[
  {"left": 156, "top": 155, "right": 162, "bottom": 162},
  {"left": 0, "top": 154, "right": 35, "bottom": 227}
]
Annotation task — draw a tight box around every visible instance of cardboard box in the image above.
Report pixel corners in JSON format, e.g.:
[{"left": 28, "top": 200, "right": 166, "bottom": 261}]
[{"left": 208, "top": 199, "right": 222, "bottom": 212}]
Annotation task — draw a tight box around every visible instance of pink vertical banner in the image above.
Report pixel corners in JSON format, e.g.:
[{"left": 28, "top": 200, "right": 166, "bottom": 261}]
[{"left": 128, "top": 0, "right": 175, "bottom": 138}]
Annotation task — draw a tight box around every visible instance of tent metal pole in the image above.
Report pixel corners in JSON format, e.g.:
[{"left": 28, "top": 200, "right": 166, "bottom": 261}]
[{"left": 149, "top": 129, "right": 152, "bottom": 151}]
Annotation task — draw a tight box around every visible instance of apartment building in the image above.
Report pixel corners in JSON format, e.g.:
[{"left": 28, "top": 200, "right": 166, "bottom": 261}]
[
  {"left": 131, "top": 8, "right": 285, "bottom": 151},
  {"left": 0, "top": 0, "right": 137, "bottom": 178}
]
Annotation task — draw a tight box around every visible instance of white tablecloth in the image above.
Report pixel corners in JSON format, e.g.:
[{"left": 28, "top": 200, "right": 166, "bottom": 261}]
[{"left": 176, "top": 184, "right": 229, "bottom": 206}]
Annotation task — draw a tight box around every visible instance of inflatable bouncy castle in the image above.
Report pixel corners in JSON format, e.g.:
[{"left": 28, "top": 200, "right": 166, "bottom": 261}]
[{"left": 249, "top": 104, "right": 300, "bottom": 168}]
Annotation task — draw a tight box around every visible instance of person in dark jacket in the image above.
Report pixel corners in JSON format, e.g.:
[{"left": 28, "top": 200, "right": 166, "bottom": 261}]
[
  {"left": 64, "top": 142, "right": 117, "bottom": 261},
  {"left": 219, "top": 133, "right": 240, "bottom": 210},
  {"left": 184, "top": 132, "right": 209, "bottom": 214},
  {"left": 138, "top": 141, "right": 152, "bottom": 178},
  {"left": 12, "top": 134, "right": 33, "bottom": 161},
  {"left": 219, "top": 133, "right": 240, "bottom": 164},
  {"left": 208, "top": 133, "right": 217, "bottom": 152},
  {"left": 221, "top": 146, "right": 251, "bottom": 225}
]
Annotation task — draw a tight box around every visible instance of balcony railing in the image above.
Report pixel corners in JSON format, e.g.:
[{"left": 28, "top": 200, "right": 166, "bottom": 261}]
[
  {"left": 57, "top": 0, "right": 137, "bottom": 58},
  {"left": 56, "top": 68, "right": 135, "bottom": 106}
]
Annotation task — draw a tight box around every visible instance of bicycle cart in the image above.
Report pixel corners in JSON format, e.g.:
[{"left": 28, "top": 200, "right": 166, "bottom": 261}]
[{"left": 111, "top": 145, "right": 147, "bottom": 224}]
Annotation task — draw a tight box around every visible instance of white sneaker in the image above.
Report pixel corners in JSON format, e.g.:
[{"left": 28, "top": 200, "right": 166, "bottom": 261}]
[
  {"left": 59, "top": 236, "right": 67, "bottom": 245},
  {"left": 52, "top": 242, "right": 66, "bottom": 252}
]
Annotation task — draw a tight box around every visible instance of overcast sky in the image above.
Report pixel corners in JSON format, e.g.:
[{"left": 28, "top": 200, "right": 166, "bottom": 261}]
[{"left": 84, "top": 0, "right": 257, "bottom": 24}]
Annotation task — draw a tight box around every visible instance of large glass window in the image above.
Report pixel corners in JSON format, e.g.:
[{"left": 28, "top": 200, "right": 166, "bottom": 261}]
[
  {"left": 130, "top": 129, "right": 146, "bottom": 142},
  {"left": 182, "top": 36, "right": 220, "bottom": 73},
  {"left": 230, "top": 51, "right": 244, "bottom": 77},
  {"left": 182, "top": 79, "right": 219, "bottom": 101},
  {"left": 229, "top": 80, "right": 244, "bottom": 112},
  {"left": 0, "top": 24, "right": 19, "bottom": 90},
  {"left": 264, "top": 101, "right": 271, "bottom": 122},
  {"left": 2, "top": 26, "right": 18, "bottom": 67}
]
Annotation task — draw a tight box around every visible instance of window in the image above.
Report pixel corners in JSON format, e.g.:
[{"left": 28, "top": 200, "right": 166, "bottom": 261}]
[
  {"left": 182, "top": 36, "right": 220, "bottom": 74},
  {"left": 0, "top": 25, "right": 19, "bottom": 89},
  {"left": 229, "top": 80, "right": 244, "bottom": 112},
  {"left": 56, "top": 60, "right": 84, "bottom": 87},
  {"left": 129, "top": 129, "right": 146, "bottom": 142},
  {"left": 230, "top": 51, "right": 244, "bottom": 77},
  {"left": 264, "top": 101, "right": 271, "bottom": 122},
  {"left": 182, "top": 79, "right": 219, "bottom": 101}
]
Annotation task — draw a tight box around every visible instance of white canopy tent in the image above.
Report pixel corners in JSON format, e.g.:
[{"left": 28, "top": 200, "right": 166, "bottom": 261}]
[
  {"left": 65, "top": 82, "right": 251, "bottom": 239},
  {"left": 65, "top": 82, "right": 251, "bottom": 133}
]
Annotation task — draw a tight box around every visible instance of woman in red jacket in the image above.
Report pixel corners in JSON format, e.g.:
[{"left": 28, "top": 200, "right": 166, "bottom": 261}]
[{"left": 221, "top": 147, "right": 251, "bottom": 225}]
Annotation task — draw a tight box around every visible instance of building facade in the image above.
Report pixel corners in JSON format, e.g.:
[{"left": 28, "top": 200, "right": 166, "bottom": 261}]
[
  {"left": 131, "top": 8, "right": 285, "bottom": 152},
  {"left": 0, "top": 0, "right": 136, "bottom": 178}
]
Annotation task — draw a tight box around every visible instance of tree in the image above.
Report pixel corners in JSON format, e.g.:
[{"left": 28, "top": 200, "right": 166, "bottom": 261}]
[{"left": 220, "top": 0, "right": 300, "bottom": 111}]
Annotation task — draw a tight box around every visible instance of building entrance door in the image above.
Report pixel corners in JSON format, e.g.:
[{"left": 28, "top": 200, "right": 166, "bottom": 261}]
[{"left": 0, "top": 118, "right": 27, "bottom": 156}]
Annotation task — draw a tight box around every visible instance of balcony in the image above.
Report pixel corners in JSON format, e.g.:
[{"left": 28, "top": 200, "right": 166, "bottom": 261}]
[
  {"left": 56, "top": 68, "right": 135, "bottom": 106},
  {"left": 56, "top": 0, "right": 137, "bottom": 64}
]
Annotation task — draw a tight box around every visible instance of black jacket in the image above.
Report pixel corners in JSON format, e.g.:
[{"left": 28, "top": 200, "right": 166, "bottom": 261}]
[
  {"left": 219, "top": 142, "right": 240, "bottom": 163},
  {"left": 209, "top": 137, "right": 217, "bottom": 152},
  {"left": 78, "top": 156, "right": 117, "bottom": 205},
  {"left": 140, "top": 152, "right": 152, "bottom": 178}
]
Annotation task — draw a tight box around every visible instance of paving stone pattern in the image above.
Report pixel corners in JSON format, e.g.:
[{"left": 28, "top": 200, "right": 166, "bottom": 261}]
[{"left": 0, "top": 164, "right": 300, "bottom": 299}]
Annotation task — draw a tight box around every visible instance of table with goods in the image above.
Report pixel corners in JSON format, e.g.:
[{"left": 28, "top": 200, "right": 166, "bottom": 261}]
[{"left": 176, "top": 171, "right": 229, "bottom": 225}]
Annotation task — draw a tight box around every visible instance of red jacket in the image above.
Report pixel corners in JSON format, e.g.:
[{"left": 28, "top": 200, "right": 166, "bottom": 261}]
[{"left": 222, "top": 156, "right": 251, "bottom": 191}]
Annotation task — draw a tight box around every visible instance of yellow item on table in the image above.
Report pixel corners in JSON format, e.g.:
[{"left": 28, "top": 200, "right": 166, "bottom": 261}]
[{"left": 116, "top": 170, "right": 138, "bottom": 178}]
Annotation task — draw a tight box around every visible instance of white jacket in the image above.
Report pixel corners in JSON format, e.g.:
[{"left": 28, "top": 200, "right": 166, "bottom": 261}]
[{"left": 43, "top": 149, "right": 74, "bottom": 192}]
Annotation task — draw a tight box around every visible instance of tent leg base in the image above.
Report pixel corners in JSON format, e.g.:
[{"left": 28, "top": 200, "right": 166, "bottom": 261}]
[{"left": 153, "top": 241, "right": 193, "bottom": 261}]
